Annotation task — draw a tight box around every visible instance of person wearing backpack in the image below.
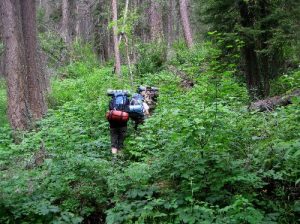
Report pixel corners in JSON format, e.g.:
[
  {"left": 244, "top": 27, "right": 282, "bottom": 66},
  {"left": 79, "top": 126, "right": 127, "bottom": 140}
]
[
  {"left": 106, "top": 90, "right": 130, "bottom": 155},
  {"left": 129, "top": 93, "right": 150, "bottom": 130},
  {"left": 138, "top": 86, "right": 159, "bottom": 115}
]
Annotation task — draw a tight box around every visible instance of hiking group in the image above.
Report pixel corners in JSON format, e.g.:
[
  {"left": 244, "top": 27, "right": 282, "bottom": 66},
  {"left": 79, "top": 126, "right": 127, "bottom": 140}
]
[{"left": 106, "top": 86, "right": 158, "bottom": 155}]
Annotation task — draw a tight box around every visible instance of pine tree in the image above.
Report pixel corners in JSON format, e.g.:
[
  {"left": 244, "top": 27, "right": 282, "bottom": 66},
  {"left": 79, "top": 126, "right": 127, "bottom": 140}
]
[{"left": 200, "top": 0, "right": 300, "bottom": 99}]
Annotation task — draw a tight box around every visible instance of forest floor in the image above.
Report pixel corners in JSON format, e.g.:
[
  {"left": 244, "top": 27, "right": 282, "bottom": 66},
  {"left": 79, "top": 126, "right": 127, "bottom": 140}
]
[{"left": 0, "top": 60, "right": 299, "bottom": 223}]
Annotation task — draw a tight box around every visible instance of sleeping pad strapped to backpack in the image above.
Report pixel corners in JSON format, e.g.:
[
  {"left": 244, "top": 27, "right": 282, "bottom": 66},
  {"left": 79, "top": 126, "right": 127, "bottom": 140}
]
[
  {"left": 106, "top": 91, "right": 130, "bottom": 122},
  {"left": 129, "top": 94, "right": 145, "bottom": 120}
]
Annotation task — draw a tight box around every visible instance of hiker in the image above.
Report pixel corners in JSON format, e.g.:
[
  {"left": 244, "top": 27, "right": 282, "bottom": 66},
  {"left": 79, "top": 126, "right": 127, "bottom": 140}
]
[
  {"left": 106, "top": 90, "right": 130, "bottom": 154},
  {"left": 138, "top": 86, "right": 159, "bottom": 115},
  {"left": 129, "top": 93, "right": 150, "bottom": 130}
]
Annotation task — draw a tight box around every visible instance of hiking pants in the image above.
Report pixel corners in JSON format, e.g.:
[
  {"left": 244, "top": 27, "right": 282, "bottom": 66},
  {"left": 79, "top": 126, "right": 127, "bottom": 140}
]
[{"left": 110, "top": 127, "right": 127, "bottom": 150}]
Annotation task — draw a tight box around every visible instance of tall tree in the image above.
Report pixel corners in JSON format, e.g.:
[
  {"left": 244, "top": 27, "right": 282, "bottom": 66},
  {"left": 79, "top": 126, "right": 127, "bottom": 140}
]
[
  {"left": 0, "top": 0, "right": 47, "bottom": 130},
  {"left": 179, "top": 0, "right": 193, "bottom": 48},
  {"left": 166, "top": 0, "right": 176, "bottom": 59},
  {"left": 200, "top": 0, "right": 300, "bottom": 99},
  {"left": 149, "top": 0, "right": 163, "bottom": 41},
  {"left": 0, "top": 15, "right": 4, "bottom": 77},
  {"left": 238, "top": 0, "right": 262, "bottom": 98},
  {"left": 75, "top": 0, "right": 93, "bottom": 42},
  {"left": 20, "top": 0, "right": 47, "bottom": 119},
  {"left": 95, "top": 0, "right": 111, "bottom": 62},
  {"left": 112, "top": 0, "right": 121, "bottom": 76},
  {"left": 61, "top": 0, "right": 73, "bottom": 44},
  {"left": 0, "top": 0, "right": 29, "bottom": 129}
]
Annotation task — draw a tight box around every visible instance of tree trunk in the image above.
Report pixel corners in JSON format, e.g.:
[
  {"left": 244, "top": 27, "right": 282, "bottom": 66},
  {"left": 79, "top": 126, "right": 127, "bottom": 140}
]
[
  {"left": 20, "top": 0, "right": 47, "bottom": 120},
  {"left": 166, "top": 0, "right": 176, "bottom": 60},
  {"left": 149, "top": 0, "right": 163, "bottom": 41},
  {"left": 0, "top": 0, "right": 30, "bottom": 130},
  {"left": 1, "top": 0, "right": 47, "bottom": 130},
  {"left": 75, "top": 0, "right": 93, "bottom": 42},
  {"left": 112, "top": 0, "right": 121, "bottom": 76},
  {"left": 61, "top": 0, "right": 72, "bottom": 44},
  {"left": 0, "top": 17, "right": 4, "bottom": 77},
  {"left": 95, "top": 0, "right": 109, "bottom": 62},
  {"left": 238, "top": 0, "right": 263, "bottom": 99},
  {"left": 179, "top": 0, "right": 193, "bottom": 48},
  {"left": 258, "top": 0, "right": 270, "bottom": 97},
  {"left": 96, "top": 0, "right": 112, "bottom": 62}
]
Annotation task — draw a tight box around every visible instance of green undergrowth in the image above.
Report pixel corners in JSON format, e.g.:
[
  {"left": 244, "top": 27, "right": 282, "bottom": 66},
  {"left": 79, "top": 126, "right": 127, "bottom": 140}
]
[
  {"left": 0, "top": 46, "right": 300, "bottom": 223},
  {"left": 0, "top": 78, "right": 7, "bottom": 126}
]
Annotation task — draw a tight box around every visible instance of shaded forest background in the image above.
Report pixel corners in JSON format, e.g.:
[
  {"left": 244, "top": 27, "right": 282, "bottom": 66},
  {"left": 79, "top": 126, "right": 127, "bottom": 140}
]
[{"left": 0, "top": 0, "right": 300, "bottom": 223}]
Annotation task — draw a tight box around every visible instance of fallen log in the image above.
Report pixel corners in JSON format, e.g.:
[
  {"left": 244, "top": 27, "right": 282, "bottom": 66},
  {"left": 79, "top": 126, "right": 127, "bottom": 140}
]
[{"left": 249, "top": 89, "right": 300, "bottom": 112}]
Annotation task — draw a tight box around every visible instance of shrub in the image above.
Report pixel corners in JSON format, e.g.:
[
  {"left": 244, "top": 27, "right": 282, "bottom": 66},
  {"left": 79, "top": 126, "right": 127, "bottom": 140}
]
[{"left": 135, "top": 42, "right": 167, "bottom": 75}]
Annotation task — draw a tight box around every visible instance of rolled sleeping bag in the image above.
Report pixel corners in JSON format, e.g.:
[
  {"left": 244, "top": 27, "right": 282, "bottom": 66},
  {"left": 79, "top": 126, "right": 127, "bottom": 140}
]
[
  {"left": 107, "top": 89, "right": 131, "bottom": 96},
  {"left": 106, "top": 110, "right": 129, "bottom": 122}
]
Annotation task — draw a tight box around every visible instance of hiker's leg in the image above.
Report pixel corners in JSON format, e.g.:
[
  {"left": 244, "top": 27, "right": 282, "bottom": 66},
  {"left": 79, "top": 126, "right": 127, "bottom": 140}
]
[
  {"left": 111, "top": 147, "right": 118, "bottom": 154},
  {"left": 134, "top": 121, "right": 138, "bottom": 130},
  {"left": 117, "top": 127, "right": 127, "bottom": 150},
  {"left": 110, "top": 128, "right": 119, "bottom": 154}
]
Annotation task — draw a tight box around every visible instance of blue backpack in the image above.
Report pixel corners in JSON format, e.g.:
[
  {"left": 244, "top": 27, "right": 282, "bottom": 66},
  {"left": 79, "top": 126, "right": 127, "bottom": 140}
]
[
  {"left": 111, "top": 92, "right": 129, "bottom": 111},
  {"left": 129, "top": 94, "right": 144, "bottom": 118}
]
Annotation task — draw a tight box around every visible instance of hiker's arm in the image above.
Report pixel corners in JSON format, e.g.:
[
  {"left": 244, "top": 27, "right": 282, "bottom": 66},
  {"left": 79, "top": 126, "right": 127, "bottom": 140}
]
[{"left": 143, "top": 102, "right": 150, "bottom": 116}]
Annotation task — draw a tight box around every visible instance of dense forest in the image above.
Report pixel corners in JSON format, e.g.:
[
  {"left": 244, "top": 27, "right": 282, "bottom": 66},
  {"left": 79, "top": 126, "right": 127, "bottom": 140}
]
[{"left": 0, "top": 0, "right": 300, "bottom": 223}]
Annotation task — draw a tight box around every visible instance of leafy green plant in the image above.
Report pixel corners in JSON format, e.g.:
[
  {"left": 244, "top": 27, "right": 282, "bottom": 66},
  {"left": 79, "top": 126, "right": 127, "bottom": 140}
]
[
  {"left": 1, "top": 39, "right": 299, "bottom": 224},
  {"left": 0, "top": 79, "right": 8, "bottom": 126},
  {"left": 135, "top": 42, "right": 167, "bottom": 75}
]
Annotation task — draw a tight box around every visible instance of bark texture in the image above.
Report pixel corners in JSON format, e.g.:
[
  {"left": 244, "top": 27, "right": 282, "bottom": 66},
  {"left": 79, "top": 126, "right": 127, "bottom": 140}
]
[
  {"left": 75, "top": 0, "right": 93, "bottom": 42},
  {"left": 1, "top": 0, "right": 47, "bottom": 130},
  {"left": 239, "top": 0, "right": 263, "bottom": 99},
  {"left": 149, "top": 0, "right": 163, "bottom": 41},
  {"left": 112, "top": 0, "right": 121, "bottom": 76},
  {"left": 0, "top": 17, "right": 4, "bottom": 77},
  {"left": 95, "top": 0, "right": 111, "bottom": 62},
  {"left": 179, "top": 0, "right": 193, "bottom": 48},
  {"left": 61, "top": 0, "right": 73, "bottom": 44},
  {"left": 166, "top": 0, "right": 176, "bottom": 59},
  {"left": 249, "top": 89, "right": 300, "bottom": 112},
  {"left": 0, "top": 0, "right": 29, "bottom": 129},
  {"left": 20, "top": 0, "right": 47, "bottom": 120}
]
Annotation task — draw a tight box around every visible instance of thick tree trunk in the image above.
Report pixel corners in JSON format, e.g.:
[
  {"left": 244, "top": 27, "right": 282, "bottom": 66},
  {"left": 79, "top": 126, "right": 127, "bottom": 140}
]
[
  {"left": 95, "top": 0, "right": 110, "bottom": 62},
  {"left": 179, "top": 0, "right": 193, "bottom": 48},
  {"left": 61, "top": 0, "right": 72, "bottom": 44},
  {"left": 0, "top": 18, "right": 4, "bottom": 77},
  {"left": 243, "top": 44, "right": 262, "bottom": 99},
  {"left": 0, "top": 0, "right": 29, "bottom": 129},
  {"left": 238, "top": 0, "right": 263, "bottom": 99},
  {"left": 20, "top": 0, "right": 47, "bottom": 119},
  {"left": 75, "top": 0, "right": 93, "bottom": 42},
  {"left": 96, "top": 0, "right": 112, "bottom": 62},
  {"left": 1, "top": 0, "right": 47, "bottom": 130},
  {"left": 258, "top": 0, "right": 270, "bottom": 97},
  {"left": 112, "top": 0, "right": 121, "bottom": 76},
  {"left": 166, "top": 0, "right": 176, "bottom": 60},
  {"left": 149, "top": 0, "right": 163, "bottom": 41},
  {"left": 133, "top": 0, "right": 149, "bottom": 43}
]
